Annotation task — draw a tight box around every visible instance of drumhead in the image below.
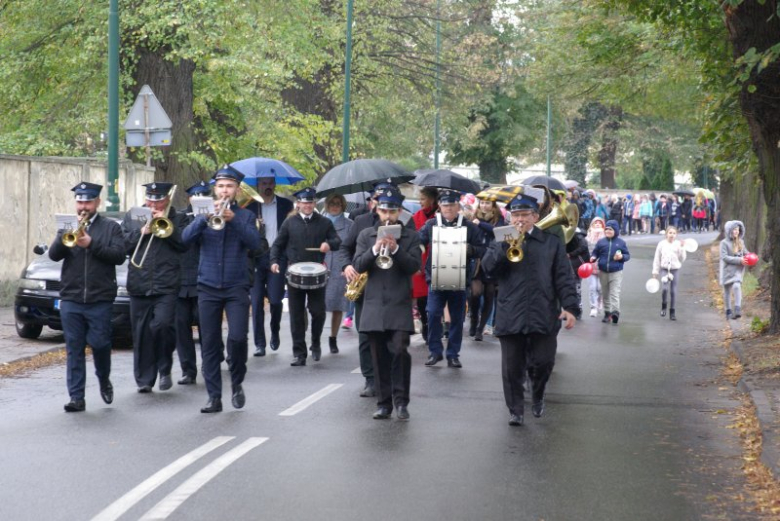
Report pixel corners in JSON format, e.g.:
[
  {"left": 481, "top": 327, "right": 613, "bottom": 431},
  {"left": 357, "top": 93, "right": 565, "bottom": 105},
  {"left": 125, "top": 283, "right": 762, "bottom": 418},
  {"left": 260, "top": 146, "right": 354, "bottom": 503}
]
[{"left": 288, "top": 262, "right": 327, "bottom": 276}]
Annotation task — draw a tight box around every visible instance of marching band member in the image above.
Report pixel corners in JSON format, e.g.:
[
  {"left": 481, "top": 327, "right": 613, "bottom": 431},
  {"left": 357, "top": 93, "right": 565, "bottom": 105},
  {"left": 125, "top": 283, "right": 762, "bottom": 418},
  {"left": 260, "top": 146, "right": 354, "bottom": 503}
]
[
  {"left": 182, "top": 167, "right": 262, "bottom": 413},
  {"left": 121, "top": 182, "right": 187, "bottom": 393},
  {"left": 49, "top": 182, "right": 125, "bottom": 412},
  {"left": 271, "top": 187, "right": 341, "bottom": 366},
  {"left": 353, "top": 186, "right": 421, "bottom": 420},
  {"left": 482, "top": 190, "right": 578, "bottom": 426},
  {"left": 174, "top": 180, "right": 210, "bottom": 385},
  {"left": 243, "top": 176, "right": 294, "bottom": 356},
  {"left": 418, "top": 189, "right": 485, "bottom": 368}
]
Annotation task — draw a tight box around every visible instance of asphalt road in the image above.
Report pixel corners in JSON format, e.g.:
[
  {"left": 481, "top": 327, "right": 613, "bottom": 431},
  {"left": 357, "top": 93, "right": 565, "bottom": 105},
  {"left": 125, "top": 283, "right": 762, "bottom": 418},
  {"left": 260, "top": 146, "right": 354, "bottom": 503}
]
[{"left": 0, "top": 230, "right": 752, "bottom": 520}]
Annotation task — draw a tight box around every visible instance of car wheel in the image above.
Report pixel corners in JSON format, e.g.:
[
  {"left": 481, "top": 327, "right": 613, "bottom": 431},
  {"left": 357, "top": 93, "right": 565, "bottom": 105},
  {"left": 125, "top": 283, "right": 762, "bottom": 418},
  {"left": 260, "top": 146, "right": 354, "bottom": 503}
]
[{"left": 16, "top": 321, "right": 43, "bottom": 339}]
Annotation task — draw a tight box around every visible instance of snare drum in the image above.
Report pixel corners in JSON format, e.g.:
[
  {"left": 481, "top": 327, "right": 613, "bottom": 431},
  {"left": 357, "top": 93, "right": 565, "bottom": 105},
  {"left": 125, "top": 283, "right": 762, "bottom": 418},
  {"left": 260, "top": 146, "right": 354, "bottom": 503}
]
[
  {"left": 286, "top": 262, "right": 329, "bottom": 290},
  {"left": 431, "top": 226, "right": 468, "bottom": 291}
]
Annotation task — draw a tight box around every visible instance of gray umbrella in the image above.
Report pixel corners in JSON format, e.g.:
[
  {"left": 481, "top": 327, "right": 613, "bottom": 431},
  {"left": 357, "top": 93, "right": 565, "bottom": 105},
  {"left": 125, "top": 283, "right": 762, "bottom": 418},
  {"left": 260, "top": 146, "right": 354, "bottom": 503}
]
[
  {"left": 316, "top": 159, "right": 414, "bottom": 197},
  {"left": 412, "top": 169, "right": 484, "bottom": 195},
  {"left": 521, "top": 175, "right": 567, "bottom": 192}
]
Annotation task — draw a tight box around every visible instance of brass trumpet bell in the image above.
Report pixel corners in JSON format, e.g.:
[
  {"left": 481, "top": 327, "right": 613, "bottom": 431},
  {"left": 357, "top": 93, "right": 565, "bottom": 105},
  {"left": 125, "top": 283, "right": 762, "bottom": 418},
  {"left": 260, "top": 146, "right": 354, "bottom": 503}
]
[
  {"left": 506, "top": 236, "right": 524, "bottom": 263},
  {"left": 150, "top": 217, "right": 174, "bottom": 238}
]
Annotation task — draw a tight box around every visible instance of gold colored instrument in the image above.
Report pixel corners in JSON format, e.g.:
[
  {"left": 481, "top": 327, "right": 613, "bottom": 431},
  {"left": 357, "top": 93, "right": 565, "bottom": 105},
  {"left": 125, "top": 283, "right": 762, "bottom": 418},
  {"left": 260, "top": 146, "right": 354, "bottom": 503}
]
[
  {"left": 236, "top": 182, "right": 264, "bottom": 208},
  {"left": 131, "top": 185, "right": 177, "bottom": 268},
  {"left": 62, "top": 213, "right": 89, "bottom": 248},
  {"left": 208, "top": 197, "right": 230, "bottom": 230},
  {"left": 345, "top": 272, "right": 368, "bottom": 302},
  {"left": 538, "top": 193, "right": 579, "bottom": 244},
  {"left": 506, "top": 233, "right": 525, "bottom": 263}
]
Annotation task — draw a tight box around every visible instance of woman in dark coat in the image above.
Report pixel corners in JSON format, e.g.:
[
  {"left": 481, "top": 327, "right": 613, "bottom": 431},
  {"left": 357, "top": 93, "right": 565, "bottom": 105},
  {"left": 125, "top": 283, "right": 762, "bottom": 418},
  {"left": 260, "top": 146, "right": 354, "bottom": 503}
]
[
  {"left": 468, "top": 199, "right": 504, "bottom": 341},
  {"left": 323, "top": 193, "right": 353, "bottom": 354}
]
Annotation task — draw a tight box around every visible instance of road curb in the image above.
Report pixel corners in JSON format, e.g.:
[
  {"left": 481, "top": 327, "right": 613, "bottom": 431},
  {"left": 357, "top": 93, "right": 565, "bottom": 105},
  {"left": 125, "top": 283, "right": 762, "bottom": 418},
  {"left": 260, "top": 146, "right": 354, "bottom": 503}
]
[{"left": 1, "top": 344, "right": 66, "bottom": 367}]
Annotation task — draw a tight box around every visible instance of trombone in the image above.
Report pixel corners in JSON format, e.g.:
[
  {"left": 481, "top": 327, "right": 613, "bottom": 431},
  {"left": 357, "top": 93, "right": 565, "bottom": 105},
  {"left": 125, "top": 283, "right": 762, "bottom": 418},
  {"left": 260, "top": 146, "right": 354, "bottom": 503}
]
[
  {"left": 62, "top": 212, "right": 89, "bottom": 248},
  {"left": 208, "top": 197, "right": 230, "bottom": 230},
  {"left": 131, "top": 185, "right": 177, "bottom": 268}
]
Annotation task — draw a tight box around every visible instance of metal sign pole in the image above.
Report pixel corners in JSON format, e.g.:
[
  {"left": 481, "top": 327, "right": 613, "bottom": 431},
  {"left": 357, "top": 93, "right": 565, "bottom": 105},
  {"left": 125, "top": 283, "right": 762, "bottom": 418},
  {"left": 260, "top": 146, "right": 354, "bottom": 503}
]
[{"left": 143, "top": 93, "right": 151, "bottom": 167}]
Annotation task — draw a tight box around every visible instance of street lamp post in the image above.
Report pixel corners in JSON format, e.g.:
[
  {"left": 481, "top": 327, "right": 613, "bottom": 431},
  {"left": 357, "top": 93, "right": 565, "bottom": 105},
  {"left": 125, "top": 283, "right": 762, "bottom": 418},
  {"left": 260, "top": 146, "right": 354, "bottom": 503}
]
[
  {"left": 434, "top": 0, "right": 441, "bottom": 169},
  {"left": 107, "top": 0, "right": 120, "bottom": 210},
  {"left": 546, "top": 95, "right": 552, "bottom": 177},
  {"left": 342, "top": 0, "right": 355, "bottom": 164}
]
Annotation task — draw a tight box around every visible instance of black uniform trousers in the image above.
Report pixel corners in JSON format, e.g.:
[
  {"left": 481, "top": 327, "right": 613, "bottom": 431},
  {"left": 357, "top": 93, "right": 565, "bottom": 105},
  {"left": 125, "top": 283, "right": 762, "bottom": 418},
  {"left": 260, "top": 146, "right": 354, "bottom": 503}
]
[
  {"left": 130, "top": 294, "right": 177, "bottom": 387},
  {"left": 354, "top": 299, "right": 374, "bottom": 381},
  {"left": 175, "top": 288, "right": 199, "bottom": 379},
  {"left": 198, "top": 284, "right": 250, "bottom": 399},
  {"left": 368, "top": 330, "right": 411, "bottom": 410},
  {"left": 287, "top": 285, "right": 325, "bottom": 359},
  {"left": 250, "top": 260, "right": 285, "bottom": 347},
  {"left": 59, "top": 300, "right": 113, "bottom": 401},
  {"left": 499, "top": 332, "right": 557, "bottom": 415}
]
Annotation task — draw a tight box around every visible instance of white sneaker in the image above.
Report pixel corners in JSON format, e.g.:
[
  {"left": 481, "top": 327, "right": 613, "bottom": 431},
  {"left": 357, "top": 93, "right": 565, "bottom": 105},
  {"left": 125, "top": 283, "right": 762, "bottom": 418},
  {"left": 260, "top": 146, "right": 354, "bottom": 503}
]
[
  {"left": 484, "top": 325, "right": 493, "bottom": 335},
  {"left": 589, "top": 307, "right": 597, "bottom": 317}
]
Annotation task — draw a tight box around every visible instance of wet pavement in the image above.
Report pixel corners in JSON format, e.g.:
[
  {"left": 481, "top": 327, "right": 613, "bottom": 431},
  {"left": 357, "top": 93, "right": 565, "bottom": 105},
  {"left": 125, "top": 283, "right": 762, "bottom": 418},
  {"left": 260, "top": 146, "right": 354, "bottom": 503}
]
[{"left": 0, "top": 229, "right": 758, "bottom": 520}]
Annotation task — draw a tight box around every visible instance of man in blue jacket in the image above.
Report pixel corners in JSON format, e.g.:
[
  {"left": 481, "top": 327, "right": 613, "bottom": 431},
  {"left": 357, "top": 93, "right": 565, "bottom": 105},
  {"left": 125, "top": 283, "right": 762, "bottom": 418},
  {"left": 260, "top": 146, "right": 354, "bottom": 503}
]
[
  {"left": 589, "top": 220, "right": 631, "bottom": 324},
  {"left": 182, "top": 166, "right": 262, "bottom": 413}
]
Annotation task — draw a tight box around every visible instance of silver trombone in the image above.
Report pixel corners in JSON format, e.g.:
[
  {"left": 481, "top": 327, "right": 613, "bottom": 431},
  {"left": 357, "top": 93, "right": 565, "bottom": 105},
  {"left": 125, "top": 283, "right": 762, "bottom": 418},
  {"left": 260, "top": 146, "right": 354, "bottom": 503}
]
[
  {"left": 131, "top": 185, "right": 177, "bottom": 268},
  {"left": 208, "top": 197, "right": 230, "bottom": 230}
]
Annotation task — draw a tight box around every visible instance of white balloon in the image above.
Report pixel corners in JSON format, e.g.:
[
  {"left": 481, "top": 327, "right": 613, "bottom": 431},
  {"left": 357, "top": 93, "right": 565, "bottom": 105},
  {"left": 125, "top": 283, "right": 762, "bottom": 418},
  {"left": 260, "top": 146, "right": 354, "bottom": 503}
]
[{"left": 646, "top": 278, "right": 660, "bottom": 293}]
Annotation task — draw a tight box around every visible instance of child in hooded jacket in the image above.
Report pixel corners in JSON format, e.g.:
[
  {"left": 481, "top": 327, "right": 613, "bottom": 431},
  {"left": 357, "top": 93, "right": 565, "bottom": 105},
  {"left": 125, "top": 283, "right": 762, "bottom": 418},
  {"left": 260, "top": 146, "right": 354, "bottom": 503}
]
[
  {"left": 585, "top": 217, "right": 606, "bottom": 317},
  {"left": 590, "top": 220, "right": 631, "bottom": 324},
  {"left": 720, "top": 220, "right": 748, "bottom": 319}
]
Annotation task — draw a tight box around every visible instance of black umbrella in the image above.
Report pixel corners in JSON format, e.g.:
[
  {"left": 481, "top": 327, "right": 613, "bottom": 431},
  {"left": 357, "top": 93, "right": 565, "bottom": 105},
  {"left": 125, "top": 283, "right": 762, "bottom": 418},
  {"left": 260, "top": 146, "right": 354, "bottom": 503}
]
[
  {"left": 521, "top": 175, "right": 567, "bottom": 192},
  {"left": 673, "top": 189, "right": 695, "bottom": 197},
  {"left": 412, "top": 169, "right": 484, "bottom": 195},
  {"left": 316, "top": 159, "right": 414, "bottom": 197}
]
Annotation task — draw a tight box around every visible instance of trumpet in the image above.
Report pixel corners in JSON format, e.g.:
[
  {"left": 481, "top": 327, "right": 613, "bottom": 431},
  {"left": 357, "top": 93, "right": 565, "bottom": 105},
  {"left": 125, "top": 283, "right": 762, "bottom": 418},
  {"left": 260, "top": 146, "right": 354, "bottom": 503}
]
[
  {"left": 131, "top": 185, "right": 177, "bottom": 268},
  {"left": 376, "top": 221, "right": 394, "bottom": 269},
  {"left": 208, "top": 197, "right": 230, "bottom": 230},
  {"left": 62, "top": 212, "right": 90, "bottom": 247},
  {"left": 506, "top": 232, "right": 525, "bottom": 263}
]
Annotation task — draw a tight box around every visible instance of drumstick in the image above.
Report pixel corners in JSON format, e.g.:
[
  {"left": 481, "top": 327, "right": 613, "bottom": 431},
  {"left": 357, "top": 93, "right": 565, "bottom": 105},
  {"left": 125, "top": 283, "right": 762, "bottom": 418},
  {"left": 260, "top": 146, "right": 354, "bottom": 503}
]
[{"left": 305, "top": 247, "right": 321, "bottom": 251}]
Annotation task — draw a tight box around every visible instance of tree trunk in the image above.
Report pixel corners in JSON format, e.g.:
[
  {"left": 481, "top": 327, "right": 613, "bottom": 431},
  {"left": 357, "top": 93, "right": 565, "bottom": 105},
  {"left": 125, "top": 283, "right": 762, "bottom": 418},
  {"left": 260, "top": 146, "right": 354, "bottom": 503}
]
[
  {"left": 129, "top": 50, "right": 202, "bottom": 206},
  {"left": 723, "top": 0, "right": 780, "bottom": 332},
  {"left": 597, "top": 106, "right": 622, "bottom": 189},
  {"left": 479, "top": 159, "right": 507, "bottom": 185},
  {"left": 564, "top": 102, "right": 606, "bottom": 187}
]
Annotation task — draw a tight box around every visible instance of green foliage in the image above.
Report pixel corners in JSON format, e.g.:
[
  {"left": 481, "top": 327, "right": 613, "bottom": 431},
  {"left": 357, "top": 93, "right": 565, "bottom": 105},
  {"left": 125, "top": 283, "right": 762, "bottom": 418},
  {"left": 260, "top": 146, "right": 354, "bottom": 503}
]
[
  {"left": 751, "top": 316, "right": 770, "bottom": 334},
  {"left": 0, "top": 279, "right": 18, "bottom": 308}
]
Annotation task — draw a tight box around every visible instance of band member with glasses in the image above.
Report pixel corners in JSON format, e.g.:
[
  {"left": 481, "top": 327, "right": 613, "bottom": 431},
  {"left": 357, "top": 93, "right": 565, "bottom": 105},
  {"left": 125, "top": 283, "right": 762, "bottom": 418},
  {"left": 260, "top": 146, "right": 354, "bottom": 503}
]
[
  {"left": 271, "top": 186, "right": 341, "bottom": 366},
  {"left": 182, "top": 167, "right": 262, "bottom": 413},
  {"left": 418, "top": 189, "right": 485, "bottom": 369},
  {"left": 353, "top": 186, "right": 421, "bottom": 420},
  {"left": 482, "top": 191, "right": 578, "bottom": 427},
  {"left": 122, "top": 182, "right": 188, "bottom": 394},
  {"left": 49, "top": 182, "right": 125, "bottom": 412},
  {"left": 174, "top": 180, "right": 211, "bottom": 385}
]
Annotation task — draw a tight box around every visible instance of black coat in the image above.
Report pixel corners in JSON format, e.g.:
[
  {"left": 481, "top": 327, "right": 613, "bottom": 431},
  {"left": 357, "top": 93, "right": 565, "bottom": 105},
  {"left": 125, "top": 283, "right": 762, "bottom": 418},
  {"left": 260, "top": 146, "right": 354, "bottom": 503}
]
[
  {"left": 566, "top": 232, "right": 589, "bottom": 274},
  {"left": 48, "top": 213, "right": 126, "bottom": 303},
  {"left": 482, "top": 227, "right": 579, "bottom": 336},
  {"left": 122, "top": 207, "right": 188, "bottom": 296},
  {"left": 270, "top": 211, "right": 341, "bottom": 267},
  {"left": 178, "top": 208, "right": 200, "bottom": 297},
  {"left": 353, "top": 223, "right": 421, "bottom": 332}
]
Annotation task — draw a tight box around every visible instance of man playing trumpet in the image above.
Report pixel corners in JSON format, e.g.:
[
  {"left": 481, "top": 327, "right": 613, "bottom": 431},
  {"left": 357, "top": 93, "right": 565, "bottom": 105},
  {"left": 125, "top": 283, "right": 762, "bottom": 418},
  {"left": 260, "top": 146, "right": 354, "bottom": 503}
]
[
  {"left": 49, "top": 182, "right": 125, "bottom": 412},
  {"left": 182, "top": 167, "right": 262, "bottom": 413},
  {"left": 122, "top": 182, "right": 188, "bottom": 394}
]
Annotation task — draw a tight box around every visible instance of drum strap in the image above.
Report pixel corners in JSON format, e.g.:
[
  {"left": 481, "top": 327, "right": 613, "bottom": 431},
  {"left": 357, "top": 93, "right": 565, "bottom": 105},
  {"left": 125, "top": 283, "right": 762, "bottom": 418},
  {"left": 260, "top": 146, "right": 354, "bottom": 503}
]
[{"left": 436, "top": 213, "right": 463, "bottom": 228}]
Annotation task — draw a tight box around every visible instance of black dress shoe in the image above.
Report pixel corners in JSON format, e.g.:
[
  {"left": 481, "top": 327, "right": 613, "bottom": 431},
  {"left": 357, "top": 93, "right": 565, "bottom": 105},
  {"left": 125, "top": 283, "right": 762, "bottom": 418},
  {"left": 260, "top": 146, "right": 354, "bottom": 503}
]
[
  {"left": 443, "top": 321, "right": 450, "bottom": 338},
  {"left": 270, "top": 334, "right": 280, "bottom": 351},
  {"left": 253, "top": 345, "right": 266, "bottom": 357},
  {"left": 311, "top": 347, "right": 321, "bottom": 362},
  {"left": 99, "top": 379, "right": 113, "bottom": 404},
  {"left": 290, "top": 356, "right": 306, "bottom": 367},
  {"left": 137, "top": 385, "right": 153, "bottom": 393},
  {"left": 64, "top": 399, "right": 86, "bottom": 412},
  {"left": 474, "top": 330, "right": 483, "bottom": 341},
  {"left": 447, "top": 357, "right": 462, "bottom": 369},
  {"left": 424, "top": 354, "right": 443, "bottom": 366},
  {"left": 232, "top": 384, "right": 246, "bottom": 409},
  {"left": 178, "top": 375, "right": 196, "bottom": 385},
  {"left": 159, "top": 374, "right": 173, "bottom": 391},
  {"left": 396, "top": 405, "right": 410, "bottom": 420},
  {"left": 531, "top": 400, "right": 545, "bottom": 418},
  {"left": 508, "top": 413, "right": 523, "bottom": 426},
  {"left": 329, "top": 337, "right": 339, "bottom": 354},
  {"left": 468, "top": 324, "right": 477, "bottom": 337},
  {"left": 373, "top": 407, "right": 392, "bottom": 419},
  {"left": 200, "top": 397, "right": 223, "bottom": 413},
  {"left": 359, "top": 380, "right": 376, "bottom": 397}
]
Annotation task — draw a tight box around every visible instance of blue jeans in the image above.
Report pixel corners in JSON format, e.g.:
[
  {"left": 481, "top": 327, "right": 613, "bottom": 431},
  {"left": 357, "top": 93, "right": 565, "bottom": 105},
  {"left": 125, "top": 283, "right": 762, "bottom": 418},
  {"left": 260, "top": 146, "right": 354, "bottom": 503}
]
[
  {"left": 60, "top": 300, "right": 113, "bottom": 400},
  {"left": 426, "top": 289, "right": 467, "bottom": 359}
]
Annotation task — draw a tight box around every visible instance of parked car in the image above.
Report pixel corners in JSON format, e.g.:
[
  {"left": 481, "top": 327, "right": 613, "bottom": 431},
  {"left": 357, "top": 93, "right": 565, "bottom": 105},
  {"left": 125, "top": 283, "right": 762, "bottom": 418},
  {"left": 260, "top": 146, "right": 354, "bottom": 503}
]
[{"left": 14, "top": 212, "right": 131, "bottom": 340}]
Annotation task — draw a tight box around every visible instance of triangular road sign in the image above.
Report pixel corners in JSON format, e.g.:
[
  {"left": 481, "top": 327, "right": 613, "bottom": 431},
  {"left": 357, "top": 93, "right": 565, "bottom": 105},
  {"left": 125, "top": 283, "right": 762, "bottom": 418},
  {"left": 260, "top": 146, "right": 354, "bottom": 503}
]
[{"left": 123, "top": 85, "right": 172, "bottom": 130}]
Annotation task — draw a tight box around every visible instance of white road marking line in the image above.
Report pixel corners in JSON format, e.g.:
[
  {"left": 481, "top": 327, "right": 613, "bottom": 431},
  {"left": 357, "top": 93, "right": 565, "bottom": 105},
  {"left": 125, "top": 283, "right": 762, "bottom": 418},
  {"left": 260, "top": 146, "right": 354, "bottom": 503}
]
[
  {"left": 90, "top": 436, "right": 234, "bottom": 521},
  {"left": 279, "top": 383, "right": 344, "bottom": 416},
  {"left": 351, "top": 367, "right": 362, "bottom": 374},
  {"left": 138, "top": 437, "right": 268, "bottom": 520}
]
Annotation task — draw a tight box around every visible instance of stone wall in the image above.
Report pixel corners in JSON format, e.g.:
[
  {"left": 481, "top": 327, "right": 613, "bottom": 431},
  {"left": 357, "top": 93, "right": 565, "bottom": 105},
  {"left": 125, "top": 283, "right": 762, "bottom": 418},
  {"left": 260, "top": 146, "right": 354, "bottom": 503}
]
[{"left": 0, "top": 155, "right": 154, "bottom": 280}]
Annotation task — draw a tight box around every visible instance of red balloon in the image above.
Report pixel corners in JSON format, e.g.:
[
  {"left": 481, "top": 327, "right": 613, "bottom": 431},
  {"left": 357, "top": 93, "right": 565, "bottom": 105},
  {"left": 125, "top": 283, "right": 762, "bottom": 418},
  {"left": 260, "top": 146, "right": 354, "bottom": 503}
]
[
  {"left": 745, "top": 252, "right": 759, "bottom": 266},
  {"left": 578, "top": 263, "right": 593, "bottom": 279}
]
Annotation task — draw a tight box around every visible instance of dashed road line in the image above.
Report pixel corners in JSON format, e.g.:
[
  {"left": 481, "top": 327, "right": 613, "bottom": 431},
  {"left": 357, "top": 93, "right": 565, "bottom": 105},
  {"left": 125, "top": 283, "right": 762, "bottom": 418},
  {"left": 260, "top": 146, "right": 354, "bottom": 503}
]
[{"left": 279, "top": 383, "right": 344, "bottom": 416}]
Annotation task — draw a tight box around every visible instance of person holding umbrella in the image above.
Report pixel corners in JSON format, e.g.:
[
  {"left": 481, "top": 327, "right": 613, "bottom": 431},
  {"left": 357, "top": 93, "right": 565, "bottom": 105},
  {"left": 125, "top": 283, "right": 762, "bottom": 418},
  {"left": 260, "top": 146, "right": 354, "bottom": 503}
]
[
  {"left": 418, "top": 189, "right": 485, "bottom": 368},
  {"left": 412, "top": 186, "right": 439, "bottom": 342}
]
